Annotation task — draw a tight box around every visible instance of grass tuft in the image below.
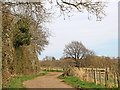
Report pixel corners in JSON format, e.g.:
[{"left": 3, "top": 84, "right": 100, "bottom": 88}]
[
  {"left": 58, "top": 74, "right": 107, "bottom": 89},
  {"left": 3, "top": 72, "right": 47, "bottom": 88}
]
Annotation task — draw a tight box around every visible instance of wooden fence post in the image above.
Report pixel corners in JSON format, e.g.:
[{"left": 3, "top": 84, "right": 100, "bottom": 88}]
[
  {"left": 86, "top": 69, "right": 88, "bottom": 81},
  {"left": 94, "top": 69, "right": 96, "bottom": 84},
  {"left": 117, "top": 72, "right": 120, "bottom": 88},
  {"left": 86, "top": 69, "right": 89, "bottom": 81},
  {"left": 114, "top": 72, "right": 117, "bottom": 87},
  {"left": 89, "top": 69, "right": 92, "bottom": 82},
  {"left": 99, "top": 71, "right": 101, "bottom": 84},
  {"left": 96, "top": 68, "right": 98, "bottom": 84},
  {"left": 105, "top": 68, "right": 108, "bottom": 87},
  {"left": 92, "top": 68, "right": 94, "bottom": 79}
]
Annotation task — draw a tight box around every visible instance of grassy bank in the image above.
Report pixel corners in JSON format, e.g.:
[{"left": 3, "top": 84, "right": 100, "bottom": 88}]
[
  {"left": 43, "top": 69, "right": 63, "bottom": 72},
  {"left": 3, "top": 72, "right": 47, "bottom": 88},
  {"left": 58, "top": 74, "right": 107, "bottom": 89}
]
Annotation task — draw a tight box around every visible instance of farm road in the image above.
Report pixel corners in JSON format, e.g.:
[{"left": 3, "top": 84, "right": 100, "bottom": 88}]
[{"left": 23, "top": 72, "right": 77, "bottom": 89}]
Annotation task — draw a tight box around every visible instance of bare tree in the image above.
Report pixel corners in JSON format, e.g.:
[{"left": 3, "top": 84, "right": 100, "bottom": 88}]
[
  {"left": 43, "top": 56, "right": 52, "bottom": 61},
  {"left": 2, "top": 0, "right": 107, "bottom": 53},
  {"left": 3, "top": 0, "right": 107, "bottom": 20},
  {"left": 64, "top": 41, "right": 94, "bottom": 67},
  {"left": 47, "top": 0, "right": 107, "bottom": 20}
]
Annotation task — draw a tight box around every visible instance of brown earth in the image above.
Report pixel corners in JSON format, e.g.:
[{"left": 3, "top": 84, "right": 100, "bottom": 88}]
[{"left": 23, "top": 72, "right": 77, "bottom": 89}]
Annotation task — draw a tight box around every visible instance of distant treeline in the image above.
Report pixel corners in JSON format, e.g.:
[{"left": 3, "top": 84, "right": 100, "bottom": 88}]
[{"left": 40, "top": 56, "right": 118, "bottom": 71}]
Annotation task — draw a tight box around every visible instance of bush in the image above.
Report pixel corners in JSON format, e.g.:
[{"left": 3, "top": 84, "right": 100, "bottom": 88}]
[
  {"left": 43, "top": 69, "right": 63, "bottom": 72},
  {"left": 13, "top": 17, "right": 31, "bottom": 48}
]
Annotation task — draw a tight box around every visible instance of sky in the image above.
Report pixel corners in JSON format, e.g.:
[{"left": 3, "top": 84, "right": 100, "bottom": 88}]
[{"left": 38, "top": 1, "right": 118, "bottom": 60}]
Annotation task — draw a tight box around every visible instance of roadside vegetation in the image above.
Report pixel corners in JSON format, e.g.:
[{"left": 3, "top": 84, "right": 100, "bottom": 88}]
[
  {"left": 3, "top": 72, "right": 47, "bottom": 88},
  {"left": 2, "top": 0, "right": 120, "bottom": 88},
  {"left": 58, "top": 74, "right": 107, "bottom": 89},
  {"left": 40, "top": 41, "right": 119, "bottom": 88},
  {"left": 43, "top": 69, "right": 63, "bottom": 72}
]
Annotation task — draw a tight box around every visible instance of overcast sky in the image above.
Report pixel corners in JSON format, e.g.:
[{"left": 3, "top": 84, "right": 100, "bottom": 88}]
[{"left": 38, "top": 1, "right": 118, "bottom": 60}]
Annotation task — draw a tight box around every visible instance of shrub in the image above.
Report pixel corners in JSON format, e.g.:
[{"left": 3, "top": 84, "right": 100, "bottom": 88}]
[{"left": 13, "top": 17, "right": 31, "bottom": 48}]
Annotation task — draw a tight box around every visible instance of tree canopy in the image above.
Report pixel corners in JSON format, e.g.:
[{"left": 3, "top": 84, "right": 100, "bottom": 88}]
[
  {"left": 1, "top": 0, "right": 107, "bottom": 54},
  {"left": 64, "top": 41, "right": 94, "bottom": 60},
  {"left": 2, "top": 0, "right": 51, "bottom": 54},
  {"left": 47, "top": 0, "right": 107, "bottom": 20},
  {"left": 63, "top": 41, "right": 95, "bottom": 67}
]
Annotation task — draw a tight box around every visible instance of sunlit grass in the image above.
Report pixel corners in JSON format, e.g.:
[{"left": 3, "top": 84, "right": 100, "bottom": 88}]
[
  {"left": 58, "top": 74, "right": 108, "bottom": 89},
  {"left": 3, "top": 72, "right": 47, "bottom": 88}
]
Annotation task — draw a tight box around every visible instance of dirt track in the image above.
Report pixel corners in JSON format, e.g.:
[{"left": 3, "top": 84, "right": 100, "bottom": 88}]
[{"left": 23, "top": 72, "right": 77, "bottom": 89}]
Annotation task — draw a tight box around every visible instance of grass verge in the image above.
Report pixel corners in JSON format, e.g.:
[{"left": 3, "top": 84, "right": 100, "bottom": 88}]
[
  {"left": 43, "top": 69, "right": 63, "bottom": 72},
  {"left": 58, "top": 74, "right": 108, "bottom": 89},
  {"left": 3, "top": 72, "right": 47, "bottom": 88}
]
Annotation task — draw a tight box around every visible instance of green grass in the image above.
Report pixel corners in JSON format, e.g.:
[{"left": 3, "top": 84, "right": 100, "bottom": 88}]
[
  {"left": 43, "top": 69, "right": 63, "bottom": 72},
  {"left": 58, "top": 74, "right": 107, "bottom": 89},
  {"left": 3, "top": 72, "right": 47, "bottom": 88}
]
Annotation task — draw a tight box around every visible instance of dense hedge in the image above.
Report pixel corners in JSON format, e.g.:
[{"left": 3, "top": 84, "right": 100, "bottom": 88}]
[{"left": 13, "top": 17, "right": 31, "bottom": 48}]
